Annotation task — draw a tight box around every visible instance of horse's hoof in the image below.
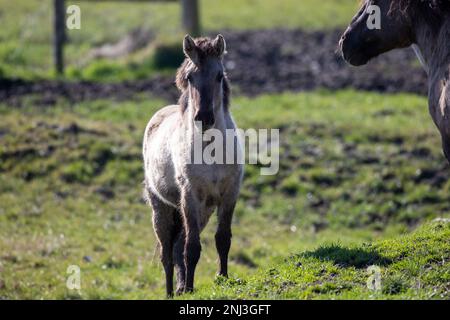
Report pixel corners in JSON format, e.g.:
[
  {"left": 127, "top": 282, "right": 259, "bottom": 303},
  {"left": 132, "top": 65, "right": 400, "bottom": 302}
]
[
  {"left": 175, "top": 288, "right": 185, "bottom": 296},
  {"left": 217, "top": 272, "right": 228, "bottom": 278}
]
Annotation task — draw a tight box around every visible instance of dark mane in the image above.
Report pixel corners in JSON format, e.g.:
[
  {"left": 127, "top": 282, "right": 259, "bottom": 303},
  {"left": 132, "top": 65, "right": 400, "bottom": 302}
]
[
  {"left": 359, "top": 0, "right": 449, "bottom": 10},
  {"left": 382, "top": 0, "right": 450, "bottom": 33},
  {"left": 389, "top": 0, "right": 450, "bottom": 20},
  {"left": 392, "top": 0, "right": 450, "bottom": 10},
  {"left": 175, "top": 37, "right": 231, "bottom": 113}
]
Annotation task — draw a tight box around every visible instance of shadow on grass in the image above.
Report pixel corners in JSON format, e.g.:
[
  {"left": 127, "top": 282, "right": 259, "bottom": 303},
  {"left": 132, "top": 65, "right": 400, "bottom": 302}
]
[{"left": 302, "top": 244, "right": 392, "bottom": 269}]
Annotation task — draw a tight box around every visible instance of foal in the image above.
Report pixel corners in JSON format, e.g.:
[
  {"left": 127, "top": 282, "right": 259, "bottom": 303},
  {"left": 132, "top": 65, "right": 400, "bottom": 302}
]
[
  {"left": 339, "top": 0, "right": 450, "bottom": 161},
  {"left": 143, "top": 35, "right": 243, "bottom": 296}
]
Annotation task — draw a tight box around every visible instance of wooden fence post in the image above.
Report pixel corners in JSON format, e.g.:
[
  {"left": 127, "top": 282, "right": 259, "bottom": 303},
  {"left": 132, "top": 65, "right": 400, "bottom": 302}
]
[
  {"left": 181, "top": 0, "right": 200, "bottom": 36},
  {"left": 52, "top": 0, "right": 199, "bottom": 75},
  {"left": 53, "top": 0, "right": 66, "bottom": 75}
]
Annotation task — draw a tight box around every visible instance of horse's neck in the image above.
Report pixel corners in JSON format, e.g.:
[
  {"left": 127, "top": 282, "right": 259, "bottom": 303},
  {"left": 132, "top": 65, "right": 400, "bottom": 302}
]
[
  {"left": 414, "top": 19, "right": 450, "bottom": 120},
  {"left": 414, "top": 18, "right": 450, "bottom": 78}
]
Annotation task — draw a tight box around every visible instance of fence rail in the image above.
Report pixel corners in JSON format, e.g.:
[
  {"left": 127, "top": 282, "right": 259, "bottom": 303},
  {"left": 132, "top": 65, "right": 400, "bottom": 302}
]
[{"left": 53, "top": 0, "right": 200, "bottom": 74}]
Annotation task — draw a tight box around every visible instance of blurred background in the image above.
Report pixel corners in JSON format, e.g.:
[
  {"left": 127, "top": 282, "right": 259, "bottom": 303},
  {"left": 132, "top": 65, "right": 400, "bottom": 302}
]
[{"left": 0, "top": 0, "right": 448, "bottom": 299}]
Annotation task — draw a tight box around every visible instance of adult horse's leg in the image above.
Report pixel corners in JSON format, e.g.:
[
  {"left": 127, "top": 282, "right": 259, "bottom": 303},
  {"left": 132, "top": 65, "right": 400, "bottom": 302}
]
[
  {"left": 429, "top": 93, "right": 450, "bottom": 163},
  {"left": 215, "top": 193, "right": 238, "bottom": 277},
  {"left": 173, "top": 214, "right": 186, "bottom": 295},
  {"left": 440, "top": 134, "right": 450, "bottom": 163},
  {"left": 149, "top": 192, "right": 176, "bottom": 297},
  {"left": 440, "top": 93, "right": 450, "bottom": 163},
  {"left": 180, "top": 190, "right": 201, "bottom": 293}
]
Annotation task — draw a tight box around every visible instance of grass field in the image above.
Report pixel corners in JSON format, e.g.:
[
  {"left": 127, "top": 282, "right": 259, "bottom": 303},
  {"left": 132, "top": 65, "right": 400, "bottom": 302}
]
[
  {"left": 0, "top": 0, "right": 358, "bottom": 79},
  {"left": 1, "top": 89, "right": 449, "bottom": 299},
  {"left": 1, "top": 0, "right": 449, "bottom": 301}
]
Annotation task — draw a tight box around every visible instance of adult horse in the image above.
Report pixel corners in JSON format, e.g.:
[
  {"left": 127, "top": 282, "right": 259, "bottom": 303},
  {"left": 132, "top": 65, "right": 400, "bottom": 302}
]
[{"left": 340, "top": 0, "right": 450, "bottom": 160}]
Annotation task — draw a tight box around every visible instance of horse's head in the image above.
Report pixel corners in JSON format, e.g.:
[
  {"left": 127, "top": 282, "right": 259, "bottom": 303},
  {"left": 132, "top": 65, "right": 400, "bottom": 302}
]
[
  {"left": 176, "top": 34, "right": 228, "bottom": 129},
  {"left": 339, "top": 0, "right": 414, "bottom": 66}
]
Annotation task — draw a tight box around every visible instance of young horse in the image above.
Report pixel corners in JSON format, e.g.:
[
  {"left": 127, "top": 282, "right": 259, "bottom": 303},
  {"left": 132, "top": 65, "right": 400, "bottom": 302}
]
[
  {"left": 339, "top": 0, "right": 450, "bottom": 160},
  {"left": 142, "top": 35, "right": 243, "bottom": 296}
]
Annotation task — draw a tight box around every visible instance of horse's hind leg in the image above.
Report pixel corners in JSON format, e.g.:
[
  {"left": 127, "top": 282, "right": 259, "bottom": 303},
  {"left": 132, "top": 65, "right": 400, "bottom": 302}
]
[{"left": 148, "top": 192, "right": 176, "bottom": 297}]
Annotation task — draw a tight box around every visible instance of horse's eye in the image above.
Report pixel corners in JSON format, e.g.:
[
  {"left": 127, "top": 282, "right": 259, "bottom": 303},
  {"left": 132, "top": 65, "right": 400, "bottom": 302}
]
[{"left": 216, "top": 73, "right": 224, "bottom": 82}]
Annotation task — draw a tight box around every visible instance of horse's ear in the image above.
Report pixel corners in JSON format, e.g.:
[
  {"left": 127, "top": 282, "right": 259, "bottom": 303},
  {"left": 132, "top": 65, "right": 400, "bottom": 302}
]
[
  {"left": 214, "top": 34, "right": 227, "bottom": 57},
  {"left": 183, "top": 35, "right": 198, "bottom": 62}
]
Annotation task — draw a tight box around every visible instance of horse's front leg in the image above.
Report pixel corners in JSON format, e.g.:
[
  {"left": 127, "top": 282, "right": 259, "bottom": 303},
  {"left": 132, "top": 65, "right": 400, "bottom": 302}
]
[
  {"left": 180, "top": 189, "right": 202, "bottom": 293},
  {"left": 429, "top": 79, "right": 450, "bottom": 162},
  {"left": 215, "top": 192, "right": 238, "bottom": 277},
  {"left": 430, "top": 111, "right": 450, "bottom": 163},
  {"left": 440, "top": 134, "right": 450, "bottom": 163}
]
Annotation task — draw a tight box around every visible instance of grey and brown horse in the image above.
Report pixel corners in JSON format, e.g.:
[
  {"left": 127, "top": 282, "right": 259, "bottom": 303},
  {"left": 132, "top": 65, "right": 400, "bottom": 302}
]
[
  {"left": 340, "top": 0, "right": 450, "bottom": 160},
  {"left": 142, "top": 35, "right": 243, "bottom": 296}
]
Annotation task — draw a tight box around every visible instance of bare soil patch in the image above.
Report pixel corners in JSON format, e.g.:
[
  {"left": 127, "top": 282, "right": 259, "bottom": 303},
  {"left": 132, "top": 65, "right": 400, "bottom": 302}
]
[{"left": 0, "top": 29, "right": 427, "bottom": 106}]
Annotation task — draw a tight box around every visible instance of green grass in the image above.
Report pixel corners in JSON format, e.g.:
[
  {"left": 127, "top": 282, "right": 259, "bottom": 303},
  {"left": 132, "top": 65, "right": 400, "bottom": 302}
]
[
  {"left": 0, "top": 89, "right": 449, "bottom": 299},
  {"left": 191, "top": 221, "right": 450, "bottom": 299},
  {"left": 0, "top": 0, "right": 358, "bottom": 79}
]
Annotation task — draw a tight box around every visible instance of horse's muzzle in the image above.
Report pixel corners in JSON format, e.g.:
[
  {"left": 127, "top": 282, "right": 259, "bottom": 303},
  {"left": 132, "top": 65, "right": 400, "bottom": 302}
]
[{"left": 194, "top": 111, "right": 215, "bottom": 129}]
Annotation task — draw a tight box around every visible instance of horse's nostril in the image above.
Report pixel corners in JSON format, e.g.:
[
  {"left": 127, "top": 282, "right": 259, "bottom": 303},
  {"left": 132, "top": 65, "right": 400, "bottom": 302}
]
[{"left": 195, "top": 112, "right": 214, "bottom": 127}]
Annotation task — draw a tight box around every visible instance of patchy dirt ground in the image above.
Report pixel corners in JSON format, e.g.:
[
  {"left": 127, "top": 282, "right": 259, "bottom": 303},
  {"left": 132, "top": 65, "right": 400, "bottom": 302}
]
[
  {"left": 0, "top": 29, "right": 427, "bottom": 106},
  {"left": 223, "top": 29, "right": 427, "bottom": 96}
]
